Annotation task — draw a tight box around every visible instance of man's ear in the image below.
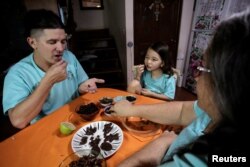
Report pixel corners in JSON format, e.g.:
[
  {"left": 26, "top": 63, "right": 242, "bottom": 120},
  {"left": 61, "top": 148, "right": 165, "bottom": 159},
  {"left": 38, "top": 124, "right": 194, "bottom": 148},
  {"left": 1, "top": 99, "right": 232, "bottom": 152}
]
[{"left": 27, "top": 37, "right": 37, "bottom": 49}]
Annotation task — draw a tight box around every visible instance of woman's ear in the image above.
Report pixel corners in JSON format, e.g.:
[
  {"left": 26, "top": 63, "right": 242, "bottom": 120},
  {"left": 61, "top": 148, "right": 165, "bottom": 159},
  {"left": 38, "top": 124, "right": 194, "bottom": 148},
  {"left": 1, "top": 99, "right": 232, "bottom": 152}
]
[
  {"left": 161, "top": 62, "right": 165, "bottom": 67},
  {"left": 27, "top": 37, "right": 37, "bottom": 49}
]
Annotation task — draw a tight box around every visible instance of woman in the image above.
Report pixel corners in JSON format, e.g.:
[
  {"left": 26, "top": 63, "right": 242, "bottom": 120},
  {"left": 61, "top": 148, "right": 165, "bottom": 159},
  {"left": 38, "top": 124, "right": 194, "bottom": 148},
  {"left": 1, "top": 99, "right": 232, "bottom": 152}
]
[{"left": 111, "top": 8, "right": 250, "bottom": 166}]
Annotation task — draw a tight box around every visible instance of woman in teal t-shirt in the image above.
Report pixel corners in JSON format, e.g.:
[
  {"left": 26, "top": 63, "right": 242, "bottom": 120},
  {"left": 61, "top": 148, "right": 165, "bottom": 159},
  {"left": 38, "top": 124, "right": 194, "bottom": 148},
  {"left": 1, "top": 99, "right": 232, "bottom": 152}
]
[{"left": 111, "top": 9, "right": 250, "bottom": 167}]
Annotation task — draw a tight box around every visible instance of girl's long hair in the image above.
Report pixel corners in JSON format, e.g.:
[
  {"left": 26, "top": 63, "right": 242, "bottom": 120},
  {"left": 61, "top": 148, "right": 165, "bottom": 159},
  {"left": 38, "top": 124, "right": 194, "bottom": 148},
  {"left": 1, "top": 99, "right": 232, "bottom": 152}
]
[{"left": 149, "top": 41, "right": 174, "bottom": 76}]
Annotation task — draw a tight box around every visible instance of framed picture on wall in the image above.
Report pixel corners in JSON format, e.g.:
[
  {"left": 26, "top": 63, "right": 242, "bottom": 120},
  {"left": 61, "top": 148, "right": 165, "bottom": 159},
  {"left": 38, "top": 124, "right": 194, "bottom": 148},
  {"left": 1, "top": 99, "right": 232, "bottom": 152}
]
[{"left": 79, "top": 0, "right": 104, "bottom": 10}]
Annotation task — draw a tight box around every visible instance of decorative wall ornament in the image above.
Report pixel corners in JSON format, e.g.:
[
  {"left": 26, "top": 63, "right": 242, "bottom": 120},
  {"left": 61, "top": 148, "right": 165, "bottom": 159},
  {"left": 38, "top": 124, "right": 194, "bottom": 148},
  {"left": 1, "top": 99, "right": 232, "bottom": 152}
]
[{"left": 149, "top": 0, "right": 165, "bottom": 21}]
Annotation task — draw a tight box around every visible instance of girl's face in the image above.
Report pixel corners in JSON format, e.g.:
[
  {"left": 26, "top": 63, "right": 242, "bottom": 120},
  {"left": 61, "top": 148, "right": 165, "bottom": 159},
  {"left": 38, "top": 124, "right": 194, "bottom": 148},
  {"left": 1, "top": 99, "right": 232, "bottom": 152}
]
[{"left": 144, "top": 48, "right": 164, "bottom": 71}]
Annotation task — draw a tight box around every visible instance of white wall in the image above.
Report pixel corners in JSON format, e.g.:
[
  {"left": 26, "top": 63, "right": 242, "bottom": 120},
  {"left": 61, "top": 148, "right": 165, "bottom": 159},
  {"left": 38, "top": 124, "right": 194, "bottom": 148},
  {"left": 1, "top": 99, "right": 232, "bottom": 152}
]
[
  {"left": 104, "top": 0, "right": 127, "bottom": 83},
  {"left": 25, "top": 0, "right": 58, "bottom": 13},
  {"left": 125, "top": 0, "right": 134, "bottom": 85},
  {"left": 72, "top": 0, "right": 106, "bottom": 30},
  {"left": 176, "top": 0, "right": 195, "bottom": 86}
]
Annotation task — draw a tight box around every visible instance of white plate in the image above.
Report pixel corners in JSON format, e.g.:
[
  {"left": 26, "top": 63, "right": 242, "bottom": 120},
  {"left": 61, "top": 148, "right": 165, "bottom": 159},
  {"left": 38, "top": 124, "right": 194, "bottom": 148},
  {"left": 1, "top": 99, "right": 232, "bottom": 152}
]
[{"left": 71, "top": 121, "right": 123, "bottom": 158}]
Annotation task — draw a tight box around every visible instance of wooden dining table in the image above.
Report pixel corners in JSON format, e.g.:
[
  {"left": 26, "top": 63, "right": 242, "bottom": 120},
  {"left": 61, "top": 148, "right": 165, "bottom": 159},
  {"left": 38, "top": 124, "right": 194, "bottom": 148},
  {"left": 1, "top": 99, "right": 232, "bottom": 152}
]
[{"left": 0, "top": 88, "right": 166, "bottom": 167}]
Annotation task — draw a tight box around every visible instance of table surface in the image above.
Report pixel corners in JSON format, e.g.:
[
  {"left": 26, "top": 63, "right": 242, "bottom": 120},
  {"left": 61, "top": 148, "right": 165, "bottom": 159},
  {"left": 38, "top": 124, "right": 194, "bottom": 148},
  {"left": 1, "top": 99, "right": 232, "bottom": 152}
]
[{"left": 0, "top": 88, "right": 165, "bottom": 167}]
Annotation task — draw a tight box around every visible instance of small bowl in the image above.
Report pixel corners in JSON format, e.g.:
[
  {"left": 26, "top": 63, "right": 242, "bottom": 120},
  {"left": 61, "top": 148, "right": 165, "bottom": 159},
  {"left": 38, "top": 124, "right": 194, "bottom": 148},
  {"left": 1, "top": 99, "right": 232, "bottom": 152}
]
[
  {"left": 59, "top": 149, "right": 106, "bottom": 167},
  {"left": 75, "top": 103, "right": 99, "bottom": 121},
  {"left": 125, "top": 95, "right": 137, "bottom": 103},
  {"left": 99, "top": 97, "right": 113, "bottom": 107},
  {"left": 113, "top": 96, "right": 125, "bottom": 103},
  {"left": 121, "top": 117, "right": 161, "bottom": 137},
  {"left": 103, "top": 105, "right": 113, "bottom": 117}
]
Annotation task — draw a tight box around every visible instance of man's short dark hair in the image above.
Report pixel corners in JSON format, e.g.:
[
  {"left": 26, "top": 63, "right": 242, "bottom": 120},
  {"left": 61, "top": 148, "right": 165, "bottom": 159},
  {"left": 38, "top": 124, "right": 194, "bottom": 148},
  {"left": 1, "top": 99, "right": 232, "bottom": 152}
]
[{"left": 24, "top": 9, "right": 65, "bottom": 37}]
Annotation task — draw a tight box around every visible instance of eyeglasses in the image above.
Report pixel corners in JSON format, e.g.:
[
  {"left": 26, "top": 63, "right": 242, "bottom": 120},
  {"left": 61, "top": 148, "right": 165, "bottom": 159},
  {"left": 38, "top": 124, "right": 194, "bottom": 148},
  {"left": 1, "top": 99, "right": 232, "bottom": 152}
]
[{"left": 192, "top": 62, "right": 211, "bottom": 77}]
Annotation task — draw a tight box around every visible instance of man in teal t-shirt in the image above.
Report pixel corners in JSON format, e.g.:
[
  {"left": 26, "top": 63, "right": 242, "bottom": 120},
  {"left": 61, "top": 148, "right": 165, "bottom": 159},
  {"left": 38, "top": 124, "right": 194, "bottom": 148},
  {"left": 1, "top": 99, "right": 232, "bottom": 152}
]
[
  {"left": 2, "top": 9, "right": 104, "bottom": 128},
  {"left": 3, "top": 50, "right": 93, "bottom": 124}
]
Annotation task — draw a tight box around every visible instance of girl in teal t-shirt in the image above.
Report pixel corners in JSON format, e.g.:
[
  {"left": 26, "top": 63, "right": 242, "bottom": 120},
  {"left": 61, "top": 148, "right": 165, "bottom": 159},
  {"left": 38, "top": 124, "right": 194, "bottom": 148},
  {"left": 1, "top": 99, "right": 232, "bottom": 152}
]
[{"left": 128, "top": 41, "right": 176, "bottom": 100}]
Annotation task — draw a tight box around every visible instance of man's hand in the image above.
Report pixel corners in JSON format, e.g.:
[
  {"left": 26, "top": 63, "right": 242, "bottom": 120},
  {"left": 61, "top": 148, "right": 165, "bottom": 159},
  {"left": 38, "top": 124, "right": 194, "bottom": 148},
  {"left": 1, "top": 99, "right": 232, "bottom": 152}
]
[
  {"left": 79, "top": 78, "right": 105, "bottom": 93},
  {"left": 45, "top": 60, "right": 68, "bottom": 85}
]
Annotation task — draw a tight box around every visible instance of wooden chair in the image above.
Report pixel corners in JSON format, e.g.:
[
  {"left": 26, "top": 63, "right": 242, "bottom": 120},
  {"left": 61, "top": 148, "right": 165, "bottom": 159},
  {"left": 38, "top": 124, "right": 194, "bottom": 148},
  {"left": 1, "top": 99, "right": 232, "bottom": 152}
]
[{"left": 172, "top": 67, "right": 181, "bottom": 85}]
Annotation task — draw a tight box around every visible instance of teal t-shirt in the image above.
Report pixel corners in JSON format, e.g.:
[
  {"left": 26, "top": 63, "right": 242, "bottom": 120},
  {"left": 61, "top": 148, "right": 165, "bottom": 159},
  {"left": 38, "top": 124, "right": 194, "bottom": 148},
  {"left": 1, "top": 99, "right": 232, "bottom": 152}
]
[
  {"left": 160, "top": 153, "right": 207, "bottom": 167},
  {"left": 142, "top": 70, "right": 176, "bottom": 99},
  {"left": 159, "top": 101, "right": 211, "bottom": 166},
  {"left": 3, "top": 50, "right": 88, "bottom": 123}
]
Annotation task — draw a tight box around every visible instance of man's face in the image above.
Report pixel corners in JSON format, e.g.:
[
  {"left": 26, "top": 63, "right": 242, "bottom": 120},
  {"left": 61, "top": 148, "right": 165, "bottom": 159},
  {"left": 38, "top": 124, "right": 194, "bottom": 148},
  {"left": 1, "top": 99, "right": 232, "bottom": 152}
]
[{"left": 28, "top": 28, "right": 67, "bottom": 68}]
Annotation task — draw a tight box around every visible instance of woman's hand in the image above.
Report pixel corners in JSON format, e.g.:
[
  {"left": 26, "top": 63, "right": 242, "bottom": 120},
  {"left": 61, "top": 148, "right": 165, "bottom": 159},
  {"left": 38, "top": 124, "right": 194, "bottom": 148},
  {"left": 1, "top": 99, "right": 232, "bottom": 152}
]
[
  {"left": 110, "top": 100, "right": 134, "bottom": 117},
  {"left": 161, "top": 130, "right": 178, "bottom": 144},
  {"left": 118, "top": 130, "right": 178, "bottom": 167}
]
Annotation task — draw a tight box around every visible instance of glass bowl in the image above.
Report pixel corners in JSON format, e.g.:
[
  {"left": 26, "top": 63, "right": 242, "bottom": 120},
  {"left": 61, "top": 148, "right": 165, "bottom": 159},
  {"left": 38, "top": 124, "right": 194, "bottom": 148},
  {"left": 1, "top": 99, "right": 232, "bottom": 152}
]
[
  {"left": 59, "top": 149, "right": 106, "bottom": 167},
  {"left": 121, "top": 117, "right": 161, "bottom": 137},
  {"left": 75, "top": 103, "right": 99, "bottom": 121},
  {"left": 113, "top": 96, "right": 125, "bottom": 103}
]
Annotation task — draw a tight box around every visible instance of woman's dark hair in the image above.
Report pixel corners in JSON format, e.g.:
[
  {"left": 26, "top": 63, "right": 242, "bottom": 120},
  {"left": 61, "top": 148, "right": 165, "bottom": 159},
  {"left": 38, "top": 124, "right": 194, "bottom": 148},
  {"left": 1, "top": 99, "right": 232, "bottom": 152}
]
[
  {"left": 149, "top": 41, "right": 174, "bottom": 76},
  {"left": 173, "top": 9, "right": 250, "bottom": 162},
  {"left": 203, "top": 8, "right": 250, "bottom": 156},
  {"left": 24, "top": 9, "right": 65, "bottom": 37},
  {"left": 206, "top": 9, "right": 250, "bottom": 126}
]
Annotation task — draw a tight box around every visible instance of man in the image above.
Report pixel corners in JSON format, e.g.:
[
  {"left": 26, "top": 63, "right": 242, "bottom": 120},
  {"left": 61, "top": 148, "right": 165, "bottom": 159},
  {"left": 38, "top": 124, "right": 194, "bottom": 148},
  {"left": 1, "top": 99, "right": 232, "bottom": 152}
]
[{"left": 2, "top": 9, "right": 104, "bottom": 129}]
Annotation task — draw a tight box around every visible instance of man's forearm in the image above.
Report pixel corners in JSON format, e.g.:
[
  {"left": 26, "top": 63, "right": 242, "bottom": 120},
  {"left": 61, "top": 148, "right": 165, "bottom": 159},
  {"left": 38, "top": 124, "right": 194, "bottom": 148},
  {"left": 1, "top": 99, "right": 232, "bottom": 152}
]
[{"left": 9, "top": 77, "right": 53, "bottom": 128}]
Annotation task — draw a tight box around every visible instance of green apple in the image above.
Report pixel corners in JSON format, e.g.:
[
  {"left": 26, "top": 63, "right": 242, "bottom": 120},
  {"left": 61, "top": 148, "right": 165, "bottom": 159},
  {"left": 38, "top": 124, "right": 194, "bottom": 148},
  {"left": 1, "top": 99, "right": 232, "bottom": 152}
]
[{"left": 60, "top": 122, "right": 76, "bottom": 135}]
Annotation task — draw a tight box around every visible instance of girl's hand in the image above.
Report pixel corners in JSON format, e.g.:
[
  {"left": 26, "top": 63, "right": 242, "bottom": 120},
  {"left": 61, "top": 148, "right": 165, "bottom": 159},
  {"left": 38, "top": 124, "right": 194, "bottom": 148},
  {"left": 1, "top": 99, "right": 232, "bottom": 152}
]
[
  {"left": 137, "top": 64, "right": 145, "bottom": 74},
  {"left": 135, "top": 64, "right": 145, "bottom": 80},
  {"left": 135, "top": 88, "right": 142, "bottom": 95},
  {"left": 141, "top": 88, "right": 153, "bottom": 97}
]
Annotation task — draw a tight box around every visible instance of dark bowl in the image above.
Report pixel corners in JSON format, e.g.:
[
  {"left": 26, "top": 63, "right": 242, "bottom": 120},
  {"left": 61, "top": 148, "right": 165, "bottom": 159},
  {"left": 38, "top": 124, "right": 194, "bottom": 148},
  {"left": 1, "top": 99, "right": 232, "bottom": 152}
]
[
  {"left": 75, "top": 103, "right": 99, "bottom": 121},
  {"left": 59, "top": 149, "right": 106, "bottom": 167},
  {"left": 99, "top": 97, "right": 113, "bottom": 107},
  {"left": 125, "top": 95, "right": 137, "bottom": 103}
]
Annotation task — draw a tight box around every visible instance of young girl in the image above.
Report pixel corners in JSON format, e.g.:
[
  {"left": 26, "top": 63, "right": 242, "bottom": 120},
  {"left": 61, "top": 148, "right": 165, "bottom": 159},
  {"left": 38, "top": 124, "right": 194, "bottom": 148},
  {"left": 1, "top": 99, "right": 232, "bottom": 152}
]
[{"left": 127, "top": 41, "right": 176, "bottom": 100}]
